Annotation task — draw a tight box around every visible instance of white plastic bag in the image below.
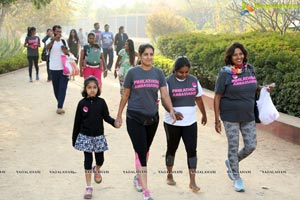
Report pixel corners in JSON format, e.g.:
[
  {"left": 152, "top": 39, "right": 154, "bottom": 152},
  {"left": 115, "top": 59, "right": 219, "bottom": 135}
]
[{"left": 256, "top": 87, "right": 279, "bottom": 125}]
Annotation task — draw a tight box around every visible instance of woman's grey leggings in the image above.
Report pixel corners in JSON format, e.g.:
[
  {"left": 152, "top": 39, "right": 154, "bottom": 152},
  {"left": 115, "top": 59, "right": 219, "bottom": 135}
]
[{"left": 223, "top": 121, "right": 257, "bottom": 178}]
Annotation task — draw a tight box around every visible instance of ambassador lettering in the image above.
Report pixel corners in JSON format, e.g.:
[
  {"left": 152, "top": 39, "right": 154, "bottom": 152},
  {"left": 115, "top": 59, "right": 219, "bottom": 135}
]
[
  {"left": 134, "top": 79, "right": 159, "bottom": 89},
  {"left": 232, "top": 75, "right": 257, "bottom": 86}
]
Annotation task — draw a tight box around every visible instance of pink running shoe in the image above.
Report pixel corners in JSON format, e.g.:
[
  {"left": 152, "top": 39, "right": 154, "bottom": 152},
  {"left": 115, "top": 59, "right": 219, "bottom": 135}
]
[{"left": 142, "top": 189, "right": 153, "bottom": 200}]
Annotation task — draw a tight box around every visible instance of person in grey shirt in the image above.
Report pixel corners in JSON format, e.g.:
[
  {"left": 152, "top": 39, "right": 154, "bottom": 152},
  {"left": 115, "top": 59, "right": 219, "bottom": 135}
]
[
  {"left": 91, "top": 22, "right": 101, "bottom": 47},
  {"left": 163, "top": 56, "right": 207, "bottom": 192},
  {"left": 116, "top": 44, "right": 176, "bottom": 200},
  {"left": 214, "top": 42, "right": 274, "bottom": 192},
  {"left": 101, "top": 24, "right": 114, "bottom": 71},
  {"left": 24, "top": 26, "right": 40, "bottom": 82}
]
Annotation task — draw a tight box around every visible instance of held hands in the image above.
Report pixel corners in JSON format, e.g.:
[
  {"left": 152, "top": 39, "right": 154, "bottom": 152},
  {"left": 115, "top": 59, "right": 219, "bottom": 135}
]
[{"left": 115, "top": 117, "right": 122, "bottom": 128}]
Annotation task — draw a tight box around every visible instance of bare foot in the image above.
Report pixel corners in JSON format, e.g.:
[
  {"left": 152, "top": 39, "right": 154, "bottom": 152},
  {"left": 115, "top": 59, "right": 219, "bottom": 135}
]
[
  {"left": 166, "top": 174, "right": 176, "bottom": 185},
  {"left": 189, "top": 184, "right": 200, "bottom": 192}
]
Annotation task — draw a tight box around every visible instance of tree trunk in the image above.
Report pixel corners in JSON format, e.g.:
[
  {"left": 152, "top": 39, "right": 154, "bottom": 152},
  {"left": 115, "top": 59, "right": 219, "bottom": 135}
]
[{"left": 0, "top": 4, "right": 10, "bottom": 35}]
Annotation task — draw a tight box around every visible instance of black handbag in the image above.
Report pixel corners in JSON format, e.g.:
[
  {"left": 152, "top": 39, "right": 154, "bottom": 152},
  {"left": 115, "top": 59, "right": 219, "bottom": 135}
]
[{"left": 254, "top": 92, "right": 261, "bottom": 123}]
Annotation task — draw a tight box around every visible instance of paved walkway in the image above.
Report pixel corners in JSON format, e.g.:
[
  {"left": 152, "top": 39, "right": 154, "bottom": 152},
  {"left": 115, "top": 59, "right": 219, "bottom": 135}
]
[{"left": 0, "top": 65, "right": 299, "bottom": 200}]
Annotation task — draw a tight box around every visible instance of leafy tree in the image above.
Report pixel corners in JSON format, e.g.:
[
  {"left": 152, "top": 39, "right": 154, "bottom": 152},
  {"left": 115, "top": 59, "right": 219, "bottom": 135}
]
[
  {"left": 0, "top": 0, "right": 51, "bottom": 34},
  {"left": 227, "top": 0, "right": 300, "bottom": 34},
  {"left": 2, "top": 0, "right": 75, "bottom": 38},
  {"left": 146, "top": 8, "right": 196, "bottom": 43}
]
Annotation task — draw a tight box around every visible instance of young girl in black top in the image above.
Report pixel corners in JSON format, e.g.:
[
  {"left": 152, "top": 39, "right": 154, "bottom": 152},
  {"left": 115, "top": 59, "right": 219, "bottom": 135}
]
[{"left": 72, "top": 76, "right": 120, "bottom": 199}]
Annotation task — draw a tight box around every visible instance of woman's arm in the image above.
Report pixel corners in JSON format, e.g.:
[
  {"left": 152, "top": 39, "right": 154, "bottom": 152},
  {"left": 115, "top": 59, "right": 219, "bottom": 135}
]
[
  {"left": 114, "top": 55, "right": 122, "bottom": 69},
  {"left": 79, "top": 49, "right": 85, "bottom": 77},
  {"left": 38, "top": 37, "right": 41, "bottom": 47},
  {"left": 77, "top": 42, "right": 81, "bottom": 57},
  {"left": 213, "top": 93, "right": 222, "bottom": 134},
  {"left": 114, "top": 55, "right": 122, "bottom": 78},
  {"left": 116, "top": 88, "right": 131, "bottom": 126},
  {"left": 195, "top": 96, "right": 207, "bottom": 125},
  {"left": 23, "top": 38, "right": 28, "bottom": 47},
  {"left": 101, "top": 53, "right": 107, "bottom": 71},
  {"left": 160, "top": 86, "right": 176, "bottom": 123}
]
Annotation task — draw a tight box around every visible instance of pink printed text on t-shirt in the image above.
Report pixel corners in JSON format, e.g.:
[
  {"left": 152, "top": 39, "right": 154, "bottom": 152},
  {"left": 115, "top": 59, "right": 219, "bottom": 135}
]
[
  {"left": 134, "top": 79, "right": 159, "bottom": 89},
  {"left": 231, "top": 75, "right": 257, "bottom": 86},
  {"left": 172, "top": 87, "right": 197, "bottom": 97}
]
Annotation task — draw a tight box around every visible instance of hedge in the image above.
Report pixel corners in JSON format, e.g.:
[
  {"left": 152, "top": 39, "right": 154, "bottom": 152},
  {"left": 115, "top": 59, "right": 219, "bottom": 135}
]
[
  {"left": 156, "top": 32, "right": 300, "bottom": 117},
  {"left": 0, "top": 51, "right": 28, "bottom": 74},
  {"left": 153, "top": 55, "right": 174, "bottom": 75}
]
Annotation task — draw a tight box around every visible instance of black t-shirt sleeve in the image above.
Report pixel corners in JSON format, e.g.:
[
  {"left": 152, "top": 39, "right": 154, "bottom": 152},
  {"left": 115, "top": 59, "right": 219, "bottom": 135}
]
[
  {"left": 72, "top": 101, "right": 82, "bottom": 146},
  {"left": 102, "top": 99, "right": 115, "bottom": 127},
  {"left": 42, "top": 36, "right": 48, "bottom": 43}
]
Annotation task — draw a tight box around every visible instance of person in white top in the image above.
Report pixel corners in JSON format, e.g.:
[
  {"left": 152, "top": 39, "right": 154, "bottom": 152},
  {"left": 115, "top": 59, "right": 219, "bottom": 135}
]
[
  {"left": 163, "top": 56, "right": 207, "bottom": 192},
  {"left": 46, "top": 25, "right": 69, "bottom": 114}
]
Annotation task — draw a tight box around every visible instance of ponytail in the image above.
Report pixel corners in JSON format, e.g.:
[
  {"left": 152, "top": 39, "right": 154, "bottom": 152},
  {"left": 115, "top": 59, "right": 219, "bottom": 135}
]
[
  {"left": 27, "top": 27, "right": 31, "bottom": 37},
  {"left": 27, "top": 27, "right": 36, "bottom": 37}
]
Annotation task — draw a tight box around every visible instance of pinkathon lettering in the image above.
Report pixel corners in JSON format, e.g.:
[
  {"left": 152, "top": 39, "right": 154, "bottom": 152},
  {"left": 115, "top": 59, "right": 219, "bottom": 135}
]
[
  {"left": 134, "top": 79, "right": 159, "bottom": 89},
  {"left": 232, "top": 76, "right": 257, "bottom": 86},
  {"left": 172, "top": 87, "right": 196, "bottom": 97}
]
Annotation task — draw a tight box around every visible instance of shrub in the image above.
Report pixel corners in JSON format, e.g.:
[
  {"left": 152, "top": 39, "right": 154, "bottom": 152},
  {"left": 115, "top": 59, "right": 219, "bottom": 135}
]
[
  {"left": 156, "top": 32, "right": 300, "bottom": 117},
  {"left": 153, "top": 55, "right": 174, "bottom": 75},
  {"left": 0, "top": 38, "right": 24, "bottom": 59},
  {"left": 0, "top": 51, "right": 28, "bottom": 74}
]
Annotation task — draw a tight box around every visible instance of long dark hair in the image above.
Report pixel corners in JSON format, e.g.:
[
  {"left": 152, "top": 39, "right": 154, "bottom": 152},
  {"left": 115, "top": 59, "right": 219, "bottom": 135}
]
[
  {"left": 27, "top": 27, "right": 36, "bottom": 37},
  {"left": 138, "top": 43, "right": 154, "bottom": 56},
  {"left": 173, "top": 56, "right": 191, "bottom": 73},
  {"left": 126, "top": 39, "right": 135, "bottom": 66},
  {"left": 81, "top": 76, "right": 101, "bottom": 97},
  {"left": 224, "top": 42, "right": 248, "bottom": 65},
  {"left": 68, "top": 29, "right": 79, "bottom": 46}
]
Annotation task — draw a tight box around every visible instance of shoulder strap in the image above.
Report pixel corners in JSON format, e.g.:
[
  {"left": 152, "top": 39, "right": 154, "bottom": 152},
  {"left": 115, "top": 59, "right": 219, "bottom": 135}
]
[
  {"left": 62, "top": 39, "right": 66, "bottom": 47},
  {"left": 83, "top": 45, "right": 89, "bottom": 56},
  {"left": 49, "top": 39, "right": 67, "bottom": 56}
]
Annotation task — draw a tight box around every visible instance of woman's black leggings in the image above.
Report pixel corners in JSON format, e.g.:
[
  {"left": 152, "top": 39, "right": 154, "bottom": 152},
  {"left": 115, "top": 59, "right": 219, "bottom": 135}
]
[
  {"left": 84, "top": 152, "right": 104, "bottom": 170},
  {"left": 126, "top": 117, "right": 159, "bottom": 167},
  {"left": 27, "top": 56, "right": 39, "bottom": 77},
  {"left": 164, "top": 122, "right": 198, "bottom": 169}
]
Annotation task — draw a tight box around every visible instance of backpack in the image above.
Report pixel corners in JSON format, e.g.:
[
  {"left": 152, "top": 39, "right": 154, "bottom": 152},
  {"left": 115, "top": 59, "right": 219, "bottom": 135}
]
[
  {"left": 41, "top": 47, "right": 48, "bottom": 61},
  {"left": 84, "top": 45, "right": 101, "bottom": 66}
]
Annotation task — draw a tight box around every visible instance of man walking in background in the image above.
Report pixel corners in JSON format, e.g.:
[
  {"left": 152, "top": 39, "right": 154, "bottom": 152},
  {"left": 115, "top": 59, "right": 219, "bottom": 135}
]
[
  {"left": 114, "top": 26, "right": 128, "bottom": 55},
  {"left": 46, "top": 25, "right": 69, "bottom": 114},
  {"left": 91, "top": 22, "right": 101, "bottom": 47},
  {"left": 101, "top": 24, "right": 114, "bottom": 71}
]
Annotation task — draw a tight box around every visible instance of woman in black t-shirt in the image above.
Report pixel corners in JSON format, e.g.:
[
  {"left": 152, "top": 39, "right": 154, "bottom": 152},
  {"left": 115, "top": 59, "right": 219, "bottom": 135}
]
[
  {"left": 116, "top": 44, "right": 176, "bottom": 200},
  {"left": 24, "top": 27, "right": 40, "bottom": 82},
  {"left": 214, "top": 42, "right": 273, "bottom": 192}
]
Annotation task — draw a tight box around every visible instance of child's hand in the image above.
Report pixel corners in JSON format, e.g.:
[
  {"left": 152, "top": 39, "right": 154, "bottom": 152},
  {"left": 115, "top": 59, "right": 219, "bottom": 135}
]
[{"left": 114, "top": 120, "right": 121, "bottom": 128}]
